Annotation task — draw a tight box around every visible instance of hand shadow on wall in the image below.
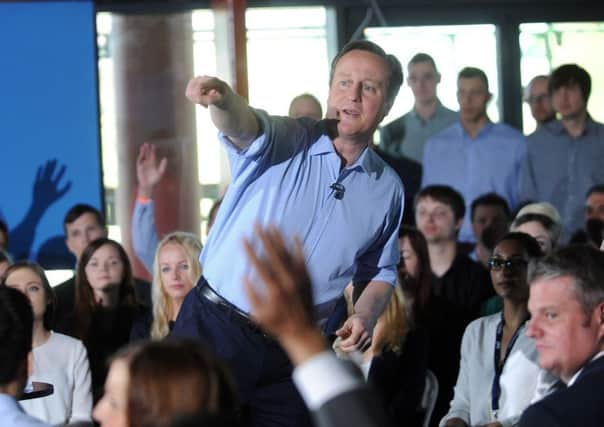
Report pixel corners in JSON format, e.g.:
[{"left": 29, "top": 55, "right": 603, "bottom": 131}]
[{"left": 9, "top": 159, "right": 71, "bottom": 263}]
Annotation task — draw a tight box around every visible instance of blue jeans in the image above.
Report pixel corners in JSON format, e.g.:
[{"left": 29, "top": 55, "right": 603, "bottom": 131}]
[{"left": 172, "top": 277, "right": 313, "bottom": 427}]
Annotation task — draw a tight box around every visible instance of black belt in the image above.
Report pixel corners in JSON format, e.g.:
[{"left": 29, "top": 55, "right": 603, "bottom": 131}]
[{"left": 197, "top": 279, "right": 274, "bottom": 340}]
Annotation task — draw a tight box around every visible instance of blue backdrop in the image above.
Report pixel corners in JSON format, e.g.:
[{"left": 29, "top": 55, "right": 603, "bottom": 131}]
[{"left": 0, "top": 0, "right": 101, "bottom": 267}]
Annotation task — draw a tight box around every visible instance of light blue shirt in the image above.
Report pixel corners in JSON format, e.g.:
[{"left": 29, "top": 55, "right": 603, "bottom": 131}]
[
  {"left": 520, "top": 118, "right": 604, "bottom": 243},
  {"left": 201, "top": 110, "right": 404, "bottom": 313},
  {"left": 131, "top": 200, "right": 159, "bottom": 274},
  {"left": 422, "top": 121, "right": 526, "bottom": 243},
  {"left": 380, "top": 100, "right": 458, "bottom": 162},
  {"left": 0, "top": 394, "right": 50, "bottom": 427}
]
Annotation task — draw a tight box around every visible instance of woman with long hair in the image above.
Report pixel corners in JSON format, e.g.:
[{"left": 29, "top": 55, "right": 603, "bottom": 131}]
[
  {"left": 131, "top": 231, "right": 202, "bottom": 340},
  {"left": 65, "top": 237, "right": 138, "bottom": 402},
  {"left": 3, "top": 261, "right": 92, "bottom": 425}
]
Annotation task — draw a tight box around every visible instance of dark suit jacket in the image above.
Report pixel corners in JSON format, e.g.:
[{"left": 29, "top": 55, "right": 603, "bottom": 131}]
[
  {"left": 519, "top": 355, "right": 604, "bottom": 427},
  {"left": 313, "top": 386, "right": 393, "bottom": 427}
]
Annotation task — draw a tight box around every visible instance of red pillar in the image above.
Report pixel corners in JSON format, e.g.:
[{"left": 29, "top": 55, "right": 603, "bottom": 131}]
[{"left": 111, "top": 13, "right": 200, "bottom": 280}]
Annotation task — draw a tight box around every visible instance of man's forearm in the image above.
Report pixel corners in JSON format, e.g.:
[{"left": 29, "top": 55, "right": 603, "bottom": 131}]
[
  {"left": 353, "top": 280, "right": 393, "bottom": 333},
  {"left": 209, "top": 89, "right": 260, "bottom": 149}
]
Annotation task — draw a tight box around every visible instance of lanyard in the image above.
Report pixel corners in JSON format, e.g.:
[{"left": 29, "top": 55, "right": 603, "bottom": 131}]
[{"left": 491, "top": 314, "right": 527, "bottom": 418}]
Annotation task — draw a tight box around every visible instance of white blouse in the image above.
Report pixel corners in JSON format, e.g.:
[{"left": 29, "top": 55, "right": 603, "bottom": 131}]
[{"left": 21, "top": 332, "right": 92, "bottom": 426}]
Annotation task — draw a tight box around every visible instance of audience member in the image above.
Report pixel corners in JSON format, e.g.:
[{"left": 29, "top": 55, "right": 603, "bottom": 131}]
[
  {"left": 0, "top": 286, "right": 50, "bottom": 426},
  {"left": 380, "top": 53, "right": 457, "bottom": 162},
  {"left": 414, "top": 185, "right": 493, "bottom": 426},
  {"left": 0, "top": 219, "right": 8, "bottom": 250},
  {"left": 93, "top": 338, "right": 239, "bottom": 427},
  {"left": 132, "top": 143, "right": 220, "bottom": 274},
  {"left": 175, "top": 40, "right": 404, "bottom": 426},
  {"left": 288, "top": 93, "right": 323, "bottom": 120},
  {"left": 524, "top": 75, "right": 555, "bottom": 129},
  {"left": 570, "top": 184, "right": 604, "bottom": 247},
  {"left": 468, "top": 193, "right": 512, "bottom": 267},
  {"left": 482, "top": 202, "right": 562, "bottom": 316},
  {"left": 3, "top": 262, "right": 92, "bottom": 425},
  {"left": 520, "top": 64, "right": 604, "bottom": 243},
  {"left": 0, "top": 247, "right": 12, "bottom": 279},
  {"left": 130, "top": 232, "right": 202, "bottom": 340},
  {"left": 57, "top": 238, "right": 139, "bottom": 403},
  {"left": 53, "top": 204, "right": 107, "bottom": 327},
  {"left": 520, "top": 244, "right": 604, "bottom": 426},
  {"left": 242, "top": 226, "right": 393, "bottom": 427},
  {"left": 422, "top": 67, "right": 526, "bottom": 243},
  {"left": 441, "top": 233, "right": 550, "bottom": 427},
  {"left": 334, "top": 279, "right": 427, "bottom": 427},
  {"left": 511, "top": 202, "right": 561, "bottom": 255}
]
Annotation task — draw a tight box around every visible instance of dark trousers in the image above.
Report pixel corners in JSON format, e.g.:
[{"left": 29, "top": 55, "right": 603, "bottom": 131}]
[{"left": 172, "top": 277, "right": 313, "bottom": 427}]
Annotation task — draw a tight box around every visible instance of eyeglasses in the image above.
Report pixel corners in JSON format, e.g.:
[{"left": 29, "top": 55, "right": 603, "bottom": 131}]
[
  {"left": 526, "top": 93, "right": 550, "bottom": 105},
  {"left": 487, "top": 258, "right": 528, "bottom": 271}
]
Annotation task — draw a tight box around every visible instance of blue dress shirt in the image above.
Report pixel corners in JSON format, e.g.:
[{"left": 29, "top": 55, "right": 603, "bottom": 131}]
[
  {"left": 0, "top": 394, "right": 50, "bottom": 427},
  {"left": 422, "top": 121, "right": 526, "bottom": 243},
  {"left": 520, "top": 118, "right": 604, "bottom": 242},
  {"left": 201, "top": 110, "right": 404, "bottom": 313}
]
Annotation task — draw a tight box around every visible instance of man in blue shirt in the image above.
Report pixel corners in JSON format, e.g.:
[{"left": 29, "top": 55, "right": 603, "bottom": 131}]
[
  {"left": 422, "top": 67, "right": 526, "bottom": 243},
  {"left": 173, "top": 40, "right": 405, "bottom": 426},
  {"left": 520, "top": 64, "right": 604, "bottom": 243},
  {"left": 380, "top": 53, "right": 457, "bottom": 162},
  {"left": 0, "top": 287, "right": 50, "bottom": 427}
]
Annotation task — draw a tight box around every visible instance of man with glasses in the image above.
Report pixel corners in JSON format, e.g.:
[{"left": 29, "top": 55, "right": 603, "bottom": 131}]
[
  {"left": 422, "top": 67, "right": 526, "bottom": 244},
  {"left": 525, "top": 75, "right": 556, "bottom": 130},
  {"left": 380, "top": 53, "right": 457, "bottom": 162}
]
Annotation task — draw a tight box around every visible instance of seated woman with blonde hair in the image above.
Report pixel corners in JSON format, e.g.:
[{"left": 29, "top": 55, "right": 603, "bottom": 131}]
[
  {"left": 93, "top": 338, "right": 239, "bottom": 427},
  {"left": 131, "top": 232, "right": 202, "bottom": 341}
]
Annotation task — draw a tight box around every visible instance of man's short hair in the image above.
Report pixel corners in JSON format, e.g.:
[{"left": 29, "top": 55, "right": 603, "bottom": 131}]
[
  {"left": 415, "top": 185, "right": 466, "bottom": 221},
  {"left": 549, "top": 64, "right": 591, "bottom": 102},
  {"left": 288, "top": 93, "right": 323, "bottom": 119},
  {"left": 329, "top": 40, "right": 403, "bottom": 109},
  {"left": 528, "top": 244, "right": 604, "bottom": 316},
  {"left": 63, "top": 203, "right": 105, "bottom": 234},
  {"left": 586, "top": 184, "right": 604, "bottom": 199},
  {"left": 0, "top": 286, "right": 33, "bottom": 386},
  {"left": 0, "top": 219, "right": 7, "bottom": 237},
  {"left": 458, "top": 67, "right": 489, "bottom": 91},
  {"left": 408, "top": 53, "right": 437, "bottom": 72},
  {"left": 470, "top": 192, "right": 511, "bottom": 222}
]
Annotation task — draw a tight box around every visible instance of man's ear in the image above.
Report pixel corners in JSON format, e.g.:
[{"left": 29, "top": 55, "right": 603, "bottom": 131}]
[
  {"left": 455, "top": 218, "right": 464, "bottom": 232},
  {"left": 436, "top": 72, "right": 442, "bottom": 84},
  {"left": 596, "top": 303, "right": 604, "bottom": 339},
  {"left": 487, "top": 92, "right": 493, "bottom": 104}
]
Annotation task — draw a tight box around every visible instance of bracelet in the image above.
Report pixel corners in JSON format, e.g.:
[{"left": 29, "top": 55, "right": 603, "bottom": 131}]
[{"left": 137, "top": 195, "right": 152, "bottom": 204}]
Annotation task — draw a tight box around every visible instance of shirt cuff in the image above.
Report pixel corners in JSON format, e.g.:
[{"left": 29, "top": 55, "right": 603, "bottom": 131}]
[{"left": 292, "top": 350, "right": 362, "bottom": 411}]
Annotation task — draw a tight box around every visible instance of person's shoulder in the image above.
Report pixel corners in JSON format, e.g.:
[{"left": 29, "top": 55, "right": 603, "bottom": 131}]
[
  {"left": 466, "top": 312, "right": 498, "bottom": 335},
  {"left": 527, "top": 120, "right": 562, "bottom": 143},
  {"left": 366, "top": 148, "right": 404, "bottom": 190},
  {"left": 49, "top": 331, "right": 85, "bottom": 349},
  {"left": 428, "top": 121, "right": 460, "bottom": 143}
]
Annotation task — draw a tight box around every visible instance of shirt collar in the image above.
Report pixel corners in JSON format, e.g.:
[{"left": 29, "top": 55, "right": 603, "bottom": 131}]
[
  {"left": 548, "top": 116, "right": 596, "bottom": 137},
  {"left": 308, "top": 130, "right": 374, "bottom": 174},
  {"left": 567, "top": 351, "right": 604, "bottom": 386},
  {"left": 458, "top": 120, "right": 494, "bottom": 139},
  {"left": 410, "top": 99, "right": 444, "bottom": 121}
]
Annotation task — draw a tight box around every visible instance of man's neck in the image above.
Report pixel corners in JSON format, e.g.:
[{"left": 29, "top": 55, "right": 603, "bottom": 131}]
[
  {"left": 428, "top": 239, "right": 457, "bottom": 277},
  {"left": 562, "top": 110, "right": 588, "bottom": 138},
  {"left": 333, "top": 138, "right": 368, "bottom": 167},
  {"left": 461, "top": 115, "right": 489, "bottom": 139},
  {"left": 414, "top": 98, "right": 439, "bottom": 121}
]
